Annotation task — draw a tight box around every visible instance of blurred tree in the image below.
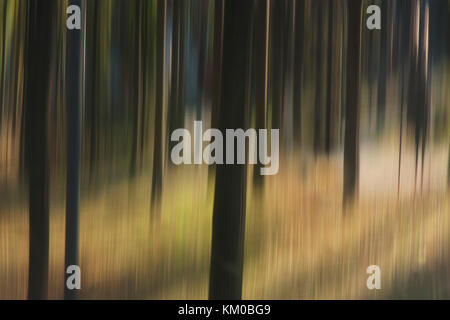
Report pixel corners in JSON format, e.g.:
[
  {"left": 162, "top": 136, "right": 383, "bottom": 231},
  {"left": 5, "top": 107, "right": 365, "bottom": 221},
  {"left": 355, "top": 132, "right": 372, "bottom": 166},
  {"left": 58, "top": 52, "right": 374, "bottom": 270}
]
[
  {"left": 209, "top": 0, "right": 252, "bottom": 300},
  {"left": 25, "top": 0, "right": 56, "bottom": 300},
  {"left": 253, "top": 0, "right": 269, "bottom": 188},
  {"left": 325, "top": 0, "right": 334, "bottom": 155},
  {"left": 313, "top": 1, "right": 323, "bottom": 155},
  {"left": 64, "top": 0, "right": 84, "bottom": 300},
  {"left": 151, "top": 0, "right": 166, "bottom": 214},
  {"left": 167, "top": 0, "right": 182, "bottom": 151},
  {"left": 377, "top": 0, "right": 389, "bottom": 133},
  {"left": 0, "top": 0, "right": 6, "bottom": 128},
  {"left": 270, "top": 0, "right": 286, "bottom": 130},
  {"left": 210, "top": 0, "right": 224, "bottom": 131},
  {"left": 343, "top": 0, "right": 363, "bottom": 206},
  {"left": 130, "top": 0, "right": 145, "bottom": 178},
  {"left": 293, "top": 0, "right": 304, "bottom": 147},
  {"left": 207, "top": 0, "right": 224, "bottom": 182},
  {"left": 407, "top": 0, "right": 430, "bottom": 193},
  {"left": 86, "top": 0, "right": 99, "bottom": 179}
]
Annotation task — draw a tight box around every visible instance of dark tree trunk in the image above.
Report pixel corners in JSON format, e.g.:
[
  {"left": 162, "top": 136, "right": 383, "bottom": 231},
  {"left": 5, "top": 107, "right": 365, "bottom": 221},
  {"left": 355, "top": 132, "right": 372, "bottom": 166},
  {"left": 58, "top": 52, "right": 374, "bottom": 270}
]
[
  {"left": 88, "top": 0, "right": 99, "bottom": 178},
  {"left": 325, "top": 1, "right": 333, "bottom": 155},
  {"left": 376, "top": 0, "right": 388, "bottom": 133},
  {"left": 130, "top": 0, "right": 142, "bottom": 178},
  {"left": 151, "top": 0, "right": 166, "bottom": 213},
  {"left": 210, "top": 0, "right": 224, "bottom": 131},
  {"left": 313, "top": 2, "right": 323, "bottom": 155},
  {"left": 343, "top": 0, "right": 362, "bottom": 206},
  {"left": 207, "top": 0, "right": 224, "bottom": 180},
  {"left": 167, "top": 0, "right": 181, "bottom": 145},
  {"left": 209, "top": 0, "right": 252, "bottom": 300},
  {"left": 0, "top": 0, "right": 6, "bottom": 127},
  {"left": 270, "top": 0, "right": 285, "bottom": 130},
  {"left": 64, "top": 0, "right": 84, "bottom": 300},
  {"left": 25, "top": 0, "right": 56, "bottom": 300},
  {"left": 293, "top": 0, "right": 304, "bottom": 146},
  {"left": 253, "top": 0, "right": 268, "bottom": 187}
]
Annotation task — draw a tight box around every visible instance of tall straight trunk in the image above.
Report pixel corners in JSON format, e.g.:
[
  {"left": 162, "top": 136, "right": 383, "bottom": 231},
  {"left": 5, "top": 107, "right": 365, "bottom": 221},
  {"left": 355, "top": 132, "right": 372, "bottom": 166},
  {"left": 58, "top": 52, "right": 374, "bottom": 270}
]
[
  {"left": 270, "top": 0, "right": 285, "bottom": 130},
  {"left": 313, "top": 2, "right": 323, "bottom": 155},
  {"left": 0, "top": 0, "right": 7, "bottom": 127},
  {"left": 325, "top": 1, "right": 333, "bottom": 154},
  {"left": 25, "top": 0, "right": 56, "bottom": 300},
  {"left": 167, "top": 0, "right": 181, "bottom": 142},
  {"left": 253, "top": 0, "right": 269, "bottom": 187},
  {"left": 207, "top": 0, "right": 224, "bottom": 180},
  {"left": 376, "top": 0, "right": 388, "bottom": 133},
  {"left": 210, "top": 0, "right": 224, "bottom": 130},
  {"left": 151, "top": 0, "right": 166, "bottom": 212},
  {"left": 64, "top": 0, "right": 84, "bottom": 300},
  {"left": 89, "top": 0, "right": 99, "bottom": 178},
  {"left": 209, "top": 0, "right": 252, "bottom": 300},
  {"left": 293, "top": 0, "right": 304, "bottom": 146},
  {"left": 130, "top": 0, "right": 143, "bottom": 178},
  {"left": 343, "top": 0, "right": 362, "bottom": 206}
]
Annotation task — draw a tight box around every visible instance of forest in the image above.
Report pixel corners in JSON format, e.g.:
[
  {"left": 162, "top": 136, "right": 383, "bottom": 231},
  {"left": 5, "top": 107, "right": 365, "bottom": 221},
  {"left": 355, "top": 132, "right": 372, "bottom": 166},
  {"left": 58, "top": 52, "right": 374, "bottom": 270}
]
[{"left": 0, "top": 0, "right": 449, "bottom": 299}]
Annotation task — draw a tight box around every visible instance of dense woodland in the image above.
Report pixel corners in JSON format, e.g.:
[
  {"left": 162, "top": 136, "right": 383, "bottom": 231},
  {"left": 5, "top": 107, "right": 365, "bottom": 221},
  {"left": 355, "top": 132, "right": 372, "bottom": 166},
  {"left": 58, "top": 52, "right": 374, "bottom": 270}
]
[{"left": 0, "top": 0, "right": 449, "bottom": 299}]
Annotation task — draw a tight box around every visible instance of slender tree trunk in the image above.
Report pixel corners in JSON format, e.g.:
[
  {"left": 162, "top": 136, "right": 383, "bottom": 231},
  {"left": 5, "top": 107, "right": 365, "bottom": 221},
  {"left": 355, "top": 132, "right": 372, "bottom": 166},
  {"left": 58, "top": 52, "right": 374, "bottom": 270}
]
[
  {"left": 293, "top": 0, "right": 304, "bottom": 146},
  {"left": 253, "top": 0, "right": 269, "bottom": 187},
  {"left": 151, "top": 0, "right": 166, "bottom": 213},
  {"left": 89, "top": 0, "right": 99, "bottom": 178},
  {"left": 210, "top": 0, "right": 224, "bottom": 131},
  {"left": 0, "top": 0, "right": 7, "bottom": 127},
  {"left": 376, "top": 0, "right": 388, "bottom": 133},
  {"left": 167, "top": 0, "right": 181, "bottom": 143},
  {"left": 207, "top": 0, "right": 224, "bottom": 181},
  {"left": 270, "top": 0, "right": 285, "bottom": 130},
  {"left": 209, "top": 0, "right": 252, "bottom": 300},
  {"left": 325, "top": 1, "right": 333, "bottom": 155},
  {"left": 130, "top": 0, "right": 143, "bottom": 177},
  {"left": 25, "top": 0, "right": 56, "bottom": 300},
  {"left": 343, "top": 0, "right": 362, "bottom": 206},
  {"left": 64, "top": 0, "right": 84, "bottom": 300},
  {"left": 313, "top": 2, "right": 323, "bottom": 155}
]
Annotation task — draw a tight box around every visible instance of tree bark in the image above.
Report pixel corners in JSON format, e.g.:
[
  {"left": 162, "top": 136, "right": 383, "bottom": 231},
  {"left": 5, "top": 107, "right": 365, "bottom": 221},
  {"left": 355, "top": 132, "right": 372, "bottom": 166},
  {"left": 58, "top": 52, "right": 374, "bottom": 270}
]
[
  {"left": 64, "top": 0, "right": 84, "bottom": 300},
  {"left": 343, "top": 0, "right": 362, "bottom": 206},
  {"left": 253, "top": 0, "right": 269, "bottom": 187},
  {"left": 313, "top": 2, "right": 323, "bottom": 155},
  {"left": 151, "top": 0, "right": 166, "bottom": 213},
  {"left": 293, "top": 0, "right": 304, "bottom": 146},
  {"left": 325, "top": 1, "right": 333, "bottom": 154},
  {"left": 209, "top": 0, "right": 252, "bottom": 300},
  {"left": 25, "top": 0, "right": 56, "bottom": 300}
]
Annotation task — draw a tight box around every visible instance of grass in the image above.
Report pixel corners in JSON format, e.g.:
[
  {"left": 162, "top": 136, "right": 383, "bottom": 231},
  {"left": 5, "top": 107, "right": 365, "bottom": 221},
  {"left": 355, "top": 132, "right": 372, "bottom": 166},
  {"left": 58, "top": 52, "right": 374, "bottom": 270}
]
[{"left": 0, "top": 150, "right": 449, "bottom": 299}]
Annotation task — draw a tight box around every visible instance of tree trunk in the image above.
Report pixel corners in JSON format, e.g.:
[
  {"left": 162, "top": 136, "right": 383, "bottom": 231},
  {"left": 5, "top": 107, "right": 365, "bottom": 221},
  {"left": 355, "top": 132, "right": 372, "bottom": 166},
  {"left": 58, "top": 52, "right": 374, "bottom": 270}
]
[
  {"left": 209, "top": 0, "right": 252, "bottom": 300},
  {"left": 343, "top": 0, "right": 362, "bottom": 206},
  {"left": 0, "top": 0, "right": 7, "bottom": 127},
  {"left": 376, "top": 0, "right": 388, "bottom": 133},
  {"left": 25, "top": 0, "right": 56, "bottom": 300},
  {"left": 325, "top": 1, "right": 333, "bottom": 155},
  {"left": 167, "top": 0, "right": 181, "bottom": 144},
  {"left": 151, "top": 0, "right": 166, "bottom": 213},
  {"left": 270, "top": 0, "right": 285, "bottom": 130},
  {"left": 253, "top": 0, "right": 269, "bottom": 187},
  {"left": 64, "top": 0, "right": 84, "bottom": 300},
  {"left": 313, "top": 2, "right": 323, "bottom": 155},
  {"left": 293, "top": 0, "right": 304, "bottom": 146}
]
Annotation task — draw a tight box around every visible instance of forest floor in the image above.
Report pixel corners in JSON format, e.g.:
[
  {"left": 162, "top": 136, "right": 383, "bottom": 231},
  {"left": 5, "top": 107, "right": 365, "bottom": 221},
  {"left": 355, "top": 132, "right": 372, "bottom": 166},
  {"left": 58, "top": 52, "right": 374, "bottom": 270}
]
[{"left": 0, "top": 140, "right": 449, "bottom": 299}]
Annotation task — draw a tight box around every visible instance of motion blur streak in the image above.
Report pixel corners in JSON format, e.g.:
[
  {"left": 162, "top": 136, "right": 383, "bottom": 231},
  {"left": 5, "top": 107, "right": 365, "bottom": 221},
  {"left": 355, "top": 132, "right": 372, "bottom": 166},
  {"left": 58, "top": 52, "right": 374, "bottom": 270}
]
[{"left": 0, "top": 0, "right": 449, "bottom": 299}]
